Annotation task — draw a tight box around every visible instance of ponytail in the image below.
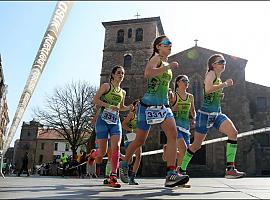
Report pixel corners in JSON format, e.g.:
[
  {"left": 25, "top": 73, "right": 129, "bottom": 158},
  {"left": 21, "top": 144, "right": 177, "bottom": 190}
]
[
  {"left": 207, "top": 54, "right": 224, "bottom": 73},
  {"left": 148, "top": 35, "right": 167, "bottom": 61}
]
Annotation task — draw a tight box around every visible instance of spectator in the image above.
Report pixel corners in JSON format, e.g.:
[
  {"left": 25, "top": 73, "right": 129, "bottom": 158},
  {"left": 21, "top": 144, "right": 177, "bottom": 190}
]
[
  {"left": 18, "top": 152, "right": 30, "bottom": 177},
  {"left": 60, "top": 152, "right": 69, "bottom": 177},
  {"left": 78, "top": 151, "right": 87, "bottom": 178}
]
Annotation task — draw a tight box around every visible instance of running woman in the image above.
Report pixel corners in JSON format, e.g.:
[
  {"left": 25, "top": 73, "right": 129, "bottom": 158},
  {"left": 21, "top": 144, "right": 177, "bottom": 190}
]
[
  {"left": 120, "top": 35, "right": 189, "bottom": 187},
  {"left": 163, "top": 75, "right": 196, "bottom": 174},
  {"left": 120, "top": 100, "right": 142, "bottom": 185},
  {"left": 90, "top": 108, "right": 111, "bottom": 179},
  {"left": 88, "top": 65, "right": 132, "bottom": 188},
  {"left": 179, "top": 54, "right": 246, "bottom": 179}
]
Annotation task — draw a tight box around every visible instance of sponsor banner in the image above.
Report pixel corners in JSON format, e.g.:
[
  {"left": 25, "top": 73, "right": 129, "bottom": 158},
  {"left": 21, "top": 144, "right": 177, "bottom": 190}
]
[{"left": 3, "top": 1, "right": 74, "bottom": 153}]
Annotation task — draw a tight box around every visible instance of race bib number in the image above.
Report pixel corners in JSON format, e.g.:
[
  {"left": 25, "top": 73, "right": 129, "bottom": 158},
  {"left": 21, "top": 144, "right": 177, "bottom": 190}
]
[
  {"left": 101, "top": 108, "right": 118, "bottom": 124},
  {"left": 126, "top": 132, "right": 136, "bottom": 142},
  {"left": 206, "top": 114, "right": 217, "bottom": 128},
  {"left": 145, "top": 106, "right": 167, "bottom": 125}
]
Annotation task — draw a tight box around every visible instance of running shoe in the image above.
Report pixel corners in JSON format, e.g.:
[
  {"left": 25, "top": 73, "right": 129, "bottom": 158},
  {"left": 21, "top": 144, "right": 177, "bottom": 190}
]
[
  {"left": 128, "top": 176, "right": 139, "bottom": 185},
  {"left": 107, "top": 175, "right": 121, "bottom": 188},
  {"left": 165, "top": 172, "right": 189, "bottom": 187},
  {"left": 119, "top": 161, "right": 129, "bottom": 183},
  {"left": 225, "top": 167, "right": 246, "bottom": 179}
]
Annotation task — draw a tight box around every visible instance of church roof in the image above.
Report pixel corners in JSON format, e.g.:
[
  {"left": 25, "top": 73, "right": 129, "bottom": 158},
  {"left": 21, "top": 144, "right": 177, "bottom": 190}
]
[
  {"left": 170, "top": 45, "right": 248, "bottom": 69},
  {"left": 102, "top": 16, "right": 164, "bottom": 35}
]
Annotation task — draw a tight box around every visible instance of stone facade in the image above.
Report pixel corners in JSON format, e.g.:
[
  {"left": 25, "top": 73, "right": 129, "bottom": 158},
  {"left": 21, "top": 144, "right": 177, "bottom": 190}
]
[
  {"left": 13, "top": 120, "right": 86, "bottom": 171},
  {"left": 100, "top": 16, "right": 270, "bottom": 177},
  {"left": 101, "top": 17, "right": 164, "bottom": 104},
  {"left": 13, "top": 120, "right": 42, "bottom": 170}
]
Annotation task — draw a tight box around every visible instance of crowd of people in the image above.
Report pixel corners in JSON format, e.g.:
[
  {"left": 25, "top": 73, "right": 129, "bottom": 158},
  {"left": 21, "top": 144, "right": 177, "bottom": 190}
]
[
  {"left": 86, "top": 35, "right": 246, "bottom": 188},
  {"left": 15, "top": 35, "right": 246, "bottom": 189}
]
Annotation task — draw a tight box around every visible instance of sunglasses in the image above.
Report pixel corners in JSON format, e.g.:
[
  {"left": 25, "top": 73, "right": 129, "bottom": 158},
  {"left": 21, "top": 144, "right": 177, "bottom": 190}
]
[
  {"left": 214, "top": 59, "right": 226, "bottom": 65},
  {"left": 159, "top": 40, "right": 172, "bottom": 45},
  {"left": 180, "top": 79, "right": 190, "bottom": 84}
]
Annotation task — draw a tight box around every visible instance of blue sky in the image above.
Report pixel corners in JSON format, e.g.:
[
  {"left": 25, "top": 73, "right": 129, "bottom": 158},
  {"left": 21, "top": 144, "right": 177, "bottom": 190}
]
[{"left": 1, "top": 1, "right": 270, "bottom": 147}]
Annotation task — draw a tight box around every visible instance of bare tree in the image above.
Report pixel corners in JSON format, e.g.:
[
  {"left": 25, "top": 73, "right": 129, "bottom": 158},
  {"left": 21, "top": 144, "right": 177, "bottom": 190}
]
[{"left": 34, "top": 81, "right": 97, "bottom": 156}]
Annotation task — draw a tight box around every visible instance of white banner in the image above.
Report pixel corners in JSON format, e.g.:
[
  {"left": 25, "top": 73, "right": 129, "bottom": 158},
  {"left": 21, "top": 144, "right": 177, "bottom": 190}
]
[
  {"left": 3, "top": 1, "right": 74, "bottom": 154},
  {"left": 141, "top": 127, "right": 270, "bottom": 156}
]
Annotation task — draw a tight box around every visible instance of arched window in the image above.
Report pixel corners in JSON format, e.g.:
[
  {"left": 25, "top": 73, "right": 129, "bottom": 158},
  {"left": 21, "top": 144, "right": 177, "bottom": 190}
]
[
  {"left": 123, "top": 54, "right": 132, "bottom": 68},
  {"left": 128, "top": 28, "right": 132, "bottom": 38},
  {"left": 135, "top": 28, "right": 143, "bottom": 41},
  {"left": 117, "top": 29, "right": 124, "bottom": 43}
]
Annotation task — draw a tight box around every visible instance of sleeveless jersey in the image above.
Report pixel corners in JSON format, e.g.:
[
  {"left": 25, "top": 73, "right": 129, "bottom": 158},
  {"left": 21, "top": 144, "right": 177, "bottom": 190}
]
[
  {"left": 172, "top": 92, "right": 191, "bottom": 129},
  {"left": 127, "top": 112, "right": 136, "bottom": 130},
  {"left": 124, "top": 112, "right": 137, "bottom": 143},
  {"left": 201, "top": 76, "right": 223, "bottom": 113},
  {"left": 141, "top": 60, "right": 172, "bottom": 105},
  {"left": 100, "top": 83, "right": 124, "bottom": 113}
]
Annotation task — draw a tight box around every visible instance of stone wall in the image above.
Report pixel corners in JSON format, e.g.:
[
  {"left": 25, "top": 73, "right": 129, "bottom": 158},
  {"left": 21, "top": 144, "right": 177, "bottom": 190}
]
[{"left": 100, "top": 17, "right": 270, "bottom": 177}]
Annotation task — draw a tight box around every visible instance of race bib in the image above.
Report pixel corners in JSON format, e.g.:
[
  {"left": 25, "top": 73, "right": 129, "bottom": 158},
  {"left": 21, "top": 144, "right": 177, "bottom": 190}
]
[
  {"left": 126, "top": 132, "right": 136, "bottom": 142},
  {"left": 206, "top": 114, "right": 217, "bottom": 128},
  {"left": 177, "top": 126, "right": 191, "bottom": 135},
  {"left": 145, "top": 106, "right": 167, "bottom": 125},
  {"left": 101, "top": 108, "right": 119, "bottom": 124}
]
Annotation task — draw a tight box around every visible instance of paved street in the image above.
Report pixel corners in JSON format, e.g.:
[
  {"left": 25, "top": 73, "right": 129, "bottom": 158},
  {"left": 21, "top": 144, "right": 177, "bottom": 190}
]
[{"left": 1, "top": 176, "right": 270, "bottom": 199}]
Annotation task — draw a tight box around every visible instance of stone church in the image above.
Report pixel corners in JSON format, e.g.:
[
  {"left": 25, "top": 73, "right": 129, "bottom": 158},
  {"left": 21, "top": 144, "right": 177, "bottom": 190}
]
[{"left": 100, "top": 16, "right": 270, "bottom": 177}]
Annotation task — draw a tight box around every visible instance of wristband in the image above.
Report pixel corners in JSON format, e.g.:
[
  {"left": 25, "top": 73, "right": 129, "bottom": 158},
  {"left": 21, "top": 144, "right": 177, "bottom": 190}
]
[{"left": 223, "top": 82, "right": 228, "bottom": 87}]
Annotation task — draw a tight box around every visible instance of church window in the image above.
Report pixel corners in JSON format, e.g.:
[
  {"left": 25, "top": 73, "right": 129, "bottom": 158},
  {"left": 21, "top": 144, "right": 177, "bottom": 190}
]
[
  {"left": 135, "top": 28, "right": 143, "bottom": 41},
  {"left": 117, "top": 29, "right": 124, "bottom": 43},
  {"left": 128, "top": 28, "right": 132, "bottom": 38},
  {"left": 123, "top": 54, "right": 132, "bottom": 68},
  {"left": 256, "top": 96, "right": 267, "bottom": 112}
]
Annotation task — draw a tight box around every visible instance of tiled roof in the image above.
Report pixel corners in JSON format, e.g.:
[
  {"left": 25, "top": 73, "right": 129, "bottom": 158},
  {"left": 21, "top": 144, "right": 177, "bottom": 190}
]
[
  {"left": 37, "top": 129, "right": 65, "bottom": 140},
  {"left": 37, "top": 129, "right": 92, "bottom": 140}
]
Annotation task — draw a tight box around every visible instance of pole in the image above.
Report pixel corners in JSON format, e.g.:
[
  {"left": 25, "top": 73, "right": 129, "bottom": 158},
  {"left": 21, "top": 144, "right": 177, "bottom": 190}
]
[
  {"left": 0, "top": 150, "right": 4, "bottom": 178},
  {"left": 2, "top": 1, "right": 74, "bottom": 155}
]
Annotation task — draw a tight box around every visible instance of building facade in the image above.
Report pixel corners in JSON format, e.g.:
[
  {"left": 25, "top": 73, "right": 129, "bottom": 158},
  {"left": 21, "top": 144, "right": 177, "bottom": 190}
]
[
  {"left": 100, "top": 16, "right": 270, "bottom": 177},
  {"left": 13, "top": 119, "right": 88, "bottom": 171},
  {"left": 0, "top": 54, "right": 9, "bottom": 152}
]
